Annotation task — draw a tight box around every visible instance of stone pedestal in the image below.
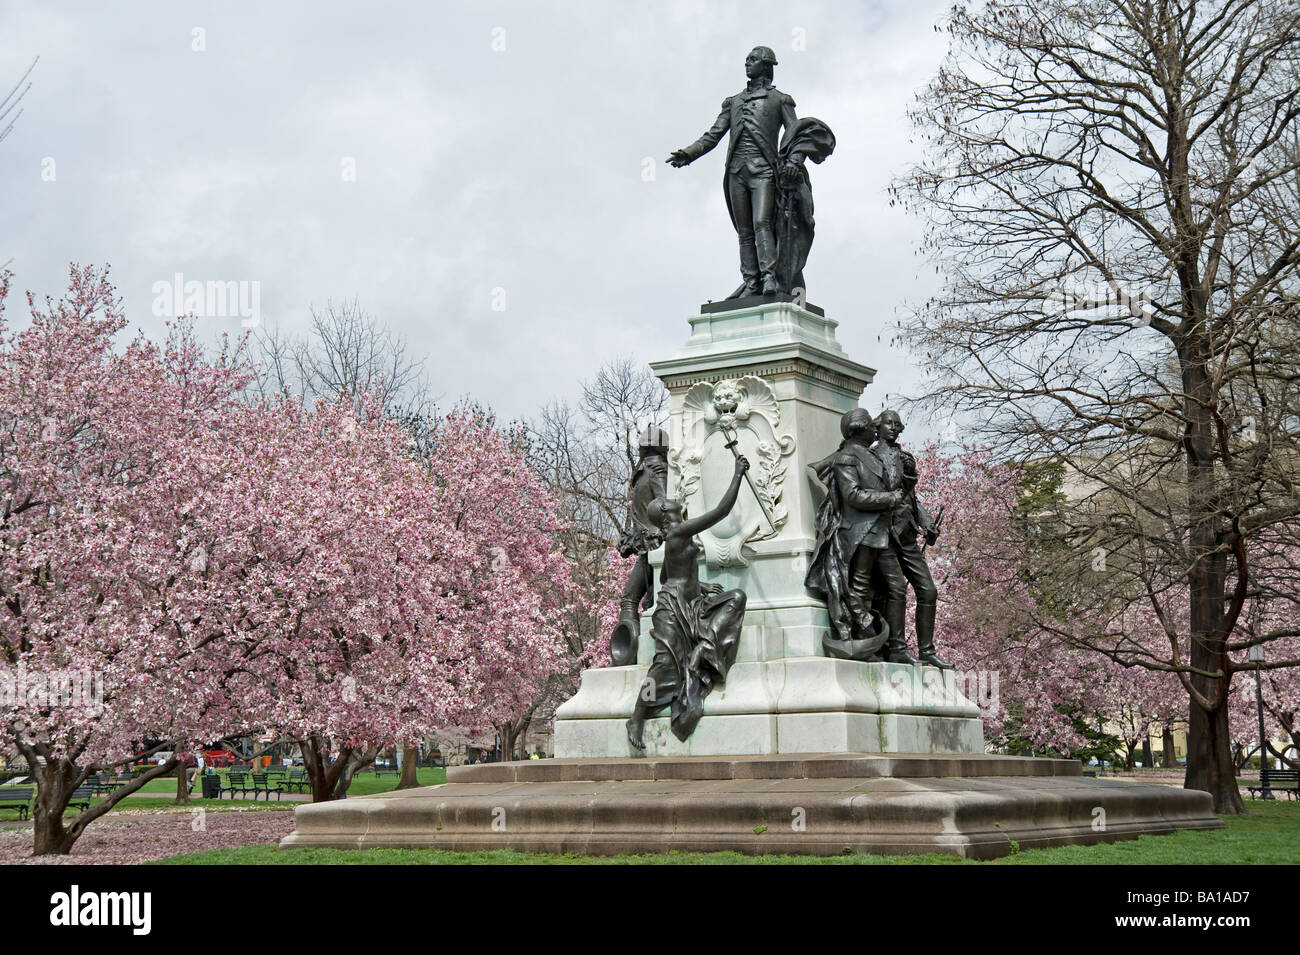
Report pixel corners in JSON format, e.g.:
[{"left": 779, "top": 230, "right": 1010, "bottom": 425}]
[
  {"left": 553, "top": 298, "right": 986, "bottom": 758},
  {"left": 554, "top": 660, "right": 984, "bottom": 757},
  {"left": 282, "top": 297, "right": 1226, "bottom": 859},
  {"left": 280, "top": 753, "right": 1223, "bottom": 859}
]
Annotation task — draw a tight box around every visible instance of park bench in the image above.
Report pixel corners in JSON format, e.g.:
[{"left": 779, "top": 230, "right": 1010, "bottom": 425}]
[
  {"left": 0, "top": 786, "right": 33, "bottom": 820},
  {"left": 276, "top": 768, "right": 310, "bottom": 795},
  {"left": 249, "top": 773, "right": 281, "bottom": 801},
  {"left": 89, "top": 772, "right": 132, "bottom": 796},
  {"left": 219, "top": 771, "right": 252, "bottom": 799},
  {"left": 67, "top": 785, "right": 93, "bottom": 813},
  {"left": 1248, "top": 768, "right": 1300, "bottom": 800},
  {"left": 373, "top": 763, "right": 400, "bottom": 776}
]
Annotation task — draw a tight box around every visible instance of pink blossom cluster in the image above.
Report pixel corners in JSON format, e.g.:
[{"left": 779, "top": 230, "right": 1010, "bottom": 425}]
[
  {"left": 914, "top": 445, "right": 1185, "bottom": 752},
  {"left": 0, "top": 265, "right": 592, "bottom": 791}
]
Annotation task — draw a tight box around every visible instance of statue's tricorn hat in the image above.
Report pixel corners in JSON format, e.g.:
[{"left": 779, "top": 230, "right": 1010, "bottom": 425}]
[{"left": 639, "top": 424, "right": 669, "bottom": 455}]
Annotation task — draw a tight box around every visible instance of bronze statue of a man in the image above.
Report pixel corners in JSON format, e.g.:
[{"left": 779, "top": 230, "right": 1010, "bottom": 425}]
[
  {"left": 804, "top": 409, "right": 909, "bottom": 661},
  {"left": 610, "top": 425, "right": 670, "bottom": 666},
  {"left": 667, "top": 46, "right": 835, "bottom": 299},
  {"left": 872, "top": 409, "right": 953, "bottom": 670}
]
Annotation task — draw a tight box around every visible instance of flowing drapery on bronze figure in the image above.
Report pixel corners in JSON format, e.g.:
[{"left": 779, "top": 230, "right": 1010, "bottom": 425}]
[
  {"left": 667, "top": 46, "right": 835, "bottom": 299},
  {"left": 626, "top": 455, "right": 750, "bottom": 751},
  {"left": 610, "top": 426, "right": 669, "bottom": 666},
  {"left": 774, "top": 117, "right": 835, "bottom": 295}
]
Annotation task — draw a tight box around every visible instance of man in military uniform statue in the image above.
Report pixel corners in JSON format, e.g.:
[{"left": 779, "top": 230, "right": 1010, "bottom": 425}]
[
  {"left": 805, "top": 409, "right": 910, "bottom": 662},
  {"left": 871, "top": 409, "right": 953, "bottom": 669},
  {"left": 667, "top": 46, "right": 806, "bottom": 298},
  {"left": 610, "top": 426, "right": 670, "bottom": 666}
]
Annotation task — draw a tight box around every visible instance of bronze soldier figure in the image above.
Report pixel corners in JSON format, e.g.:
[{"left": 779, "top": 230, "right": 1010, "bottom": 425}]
[
  {"left": 804, "top": 409, "right": 909, "bottom": 661},
  {"left": 610, "top": 426, "right": 669, "bottom": 666},
  {"left": 871, "top": 409, "right": 953, "bottom": 669}
]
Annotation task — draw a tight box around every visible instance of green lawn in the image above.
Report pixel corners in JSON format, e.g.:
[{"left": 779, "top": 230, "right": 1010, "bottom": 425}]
[
  {"left": 130, "top": 766, "right": 447, "bottom": 797},
  {"left": 150, "top": 798, "right": 1300, "bottom": 865},
  {"left": 0, "top": 767, "right": 450, "bottom": 819}
]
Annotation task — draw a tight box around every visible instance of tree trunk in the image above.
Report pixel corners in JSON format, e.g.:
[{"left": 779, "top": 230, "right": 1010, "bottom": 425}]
[
  {"left": 1141, "top": 736, "right": 1154, "bottom": 769},
  {"left": 30, "top": 760, "right": 79, "bottom": 856},
  {"left": 175, "top": 762, "right": 190, "bottom": 804},
  {"left": 396, "top": 743, "right": 420, "bottom": 790},
  {"left": 1161, "top": 726, "right": 1176, "bottom": 769},
  {"left": 301, "top": 736, "right": 353, "bottom": 803},
  {"left": 1185, "top": 697, "right": 1243, "bottom": 813},
  {"left": 332, "top": 748, "right": 374, "bottom": 798},
  {"left": 1232, "top": 743, "right": 1249, "bottom": 773},
  {"left": 498, "top": 724, "right": 515, "bottom": 763},
  {"left": 1180, "top": 335, "right": 1245, "bottom": 814}
]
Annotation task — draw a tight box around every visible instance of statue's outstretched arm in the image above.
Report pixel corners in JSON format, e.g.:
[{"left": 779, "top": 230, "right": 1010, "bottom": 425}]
[{"left": 669, "top": 100, "right": 731, "bottom": 165}]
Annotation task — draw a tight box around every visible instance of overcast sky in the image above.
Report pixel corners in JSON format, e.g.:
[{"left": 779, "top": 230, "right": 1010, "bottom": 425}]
[{"left": 2, "top": 0, "right": 953, "bottom": 431}]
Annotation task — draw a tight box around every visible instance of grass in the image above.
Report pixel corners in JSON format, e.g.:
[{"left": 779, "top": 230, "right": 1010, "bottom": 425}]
[
  {"left": 150, "top": 797, "right": 1300, "bottom": 865},
  {"left": 0, "top": 767, "right": 450, "bottom": 820},
  {"left": 117, "top": 765, "right": 447, "bottom": 797},
  {"left": 93, "top": 767, "right": 448, "bottom": 813}
]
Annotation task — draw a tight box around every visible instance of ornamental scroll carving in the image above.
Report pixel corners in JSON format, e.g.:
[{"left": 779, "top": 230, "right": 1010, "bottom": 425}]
[{"left": 668, "top": 375, "right": 795, "bottom": 568}]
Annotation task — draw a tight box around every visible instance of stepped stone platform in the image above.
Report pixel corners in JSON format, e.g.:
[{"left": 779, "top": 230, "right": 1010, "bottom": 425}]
[
  {"left": 278, "top": 301, "right": 1225, "bottom": 859},
  {"left": 279, "top": 753, "right": 1223, "bottom": 859}
]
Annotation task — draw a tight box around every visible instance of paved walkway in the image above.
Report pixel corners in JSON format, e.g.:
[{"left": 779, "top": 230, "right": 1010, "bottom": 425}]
[{"left": 0, "top": 807, "right": 295, "bottom": 863}]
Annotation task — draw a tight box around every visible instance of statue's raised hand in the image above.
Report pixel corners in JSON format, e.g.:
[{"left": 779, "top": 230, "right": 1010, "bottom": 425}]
[
  {"left": 667, "top": 149, "right": 692, "bottom": 168},
  {"left": 735, "top": 455, "right": 750, "bottom": 475}
]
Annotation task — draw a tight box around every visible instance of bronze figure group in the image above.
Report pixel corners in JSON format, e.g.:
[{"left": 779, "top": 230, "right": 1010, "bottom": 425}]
[
  {"left": 617, "top": 408, "right": 951, "bottom": 753},
  {"left": 804, "top": 409, "right": 951, "bottom": 668},
  {"left": 625, "top": 454, "right": 750, "bottom": 753}
]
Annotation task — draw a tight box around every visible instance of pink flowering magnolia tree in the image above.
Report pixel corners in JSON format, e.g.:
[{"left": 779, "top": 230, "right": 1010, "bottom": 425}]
[
  {"left": 0, "top": 266, "right": 282, "bottom": 854},
  {"left": 1229, "top": 583, "right": 1300, "bottom": 771},
  {"left": 420, "top": 409, "right": 578, "bottom": 759},
  {"left": 241, "top": 402, "right": 586, "bottom": 799},
  {"left": 916, "top": 440, "right": 1300, "bottom": 781},
  {"left": 1, "top": 266, "right": 601, "bottom": 854},
  {"left": 910, "top": 445, "right": 1089, "bottom": 749},
  {"left": 913, "top": 445, "right": 1190, "bottom": 757}
]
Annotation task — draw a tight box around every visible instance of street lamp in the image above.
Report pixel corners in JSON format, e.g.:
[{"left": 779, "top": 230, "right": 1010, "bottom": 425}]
[{"left": 1250, "top": 644, "right": 1274, "bottom": 800}]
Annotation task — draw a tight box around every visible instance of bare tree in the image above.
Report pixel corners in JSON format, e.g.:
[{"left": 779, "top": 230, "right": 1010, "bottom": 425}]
[
  {"left": 896, "top": 0, "right": 1300, "bottom": 811},
  {"left": 511, "top": 359, "right": 668, "bottom": 752},
  {"left": 0, "top": 56, "right": 36, "bottom": 145},
  {"left": 531, "top": 357, "right": 669, "bottom": 548},
  {"left": 250, "top": 298, "right": 434, "bottom": 419}
]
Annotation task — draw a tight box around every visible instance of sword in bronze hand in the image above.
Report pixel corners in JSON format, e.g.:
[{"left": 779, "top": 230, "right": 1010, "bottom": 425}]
[
  {"left": 921, "top": 504, "right": 945, "bottom": 554},
  {"left": 720, "top": 424, "right": 776, "bottom": 534}
]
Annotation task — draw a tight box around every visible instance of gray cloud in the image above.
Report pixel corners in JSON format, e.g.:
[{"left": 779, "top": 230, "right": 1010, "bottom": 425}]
[{"left": 1, "top": 0, "right": 950, "bottom": 428}]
